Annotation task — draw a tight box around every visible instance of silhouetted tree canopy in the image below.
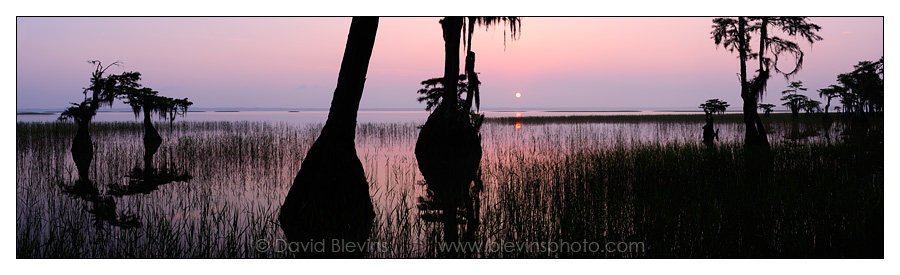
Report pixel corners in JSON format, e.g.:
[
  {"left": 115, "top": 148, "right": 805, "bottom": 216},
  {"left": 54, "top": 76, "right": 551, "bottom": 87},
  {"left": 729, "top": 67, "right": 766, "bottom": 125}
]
[
  {"left": 746, "top": 17, "right": 822, "bottom": 101},
  {"left": 834, "top": 57, "right": 884, "bottom": 114},
  {"left": 780, "top": 94, "right": 808, "bottom": 113},
  {"left": 463, "top": 17, "right": 521, "bottom": 51},
  {"left": 817, "top": 84, "right": 845, "bottom": 115},
  {"left": 59, "top": 101, "right": 95, "bottom": 125},
  {"left": 711, "top": 18, "right": 746, "bottom": 54},
  {"left": 699, "top": 99, "right": 730, "bottom": 115},
  {"left": 748, "top": 17, "right": 822, "bottom": 79},
  {"left": 802, "top": 98, "right": 822, "bottom": 113},
  {"left": 461, "top": 17, "right": 521, "bottom": 111},
  {"left": 780, "top": 81, "right": 809, "bottom": 118},
  {"left": 757, "top": 103, "right": 776, "bottom": 116},
  {"left": 59, "top": 60, "right": 142, "bottom": 123},
  {"left": 416, "top": 74, "right": 468, "bottom": 111},
  {"left": 59, "top": 60, "right": 144, "bottom": 181},
  {"left": 122, "top": 87, "right": 193, "bottom": 123}
]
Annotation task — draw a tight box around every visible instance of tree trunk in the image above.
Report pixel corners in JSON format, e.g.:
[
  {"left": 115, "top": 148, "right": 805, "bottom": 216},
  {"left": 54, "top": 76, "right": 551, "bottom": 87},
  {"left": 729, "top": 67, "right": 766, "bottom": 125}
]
[
  {"left": 278, "top": 17, "right": 378, "bottom": 257},
  {"left": 72, "top": 83, "right": 106, "bottom": 182},
  {"left": 72, "top": 119, "right": 93, "bottom": 181},
  {"left": 735, "top": 17, "right": 774, "bottom": 255},
  {"left": 751, "top": 17, "right": 771, "bottom": 147},
  {"left": 441, "top": 17, "right": 463, "bottom": 116},
  {"left": 702, "top": 112, "right": 717, "bottom": 145},
  {"left": 416, "top": 16, "right": 482, "bottom": 246},
  {"left": 463, "top": 18, "right": 479, "bottom": 111},
  {"left": 759, "top": 18, "right": 768, "bottom": 72},
  {"left": 143, "top": 108, "right": 162, "bottom": 174},
  {"left": 463, "top": 51, "right": 479, "bottom": 111},
  {"left": 822, "top": 98, "right": 833, "bottom": 128},
  {"left": 738, "top": 17, "right": 769, "bottom": 147},
  {"left": 738, "top": 17, "right": 754, "bottom": 144}
]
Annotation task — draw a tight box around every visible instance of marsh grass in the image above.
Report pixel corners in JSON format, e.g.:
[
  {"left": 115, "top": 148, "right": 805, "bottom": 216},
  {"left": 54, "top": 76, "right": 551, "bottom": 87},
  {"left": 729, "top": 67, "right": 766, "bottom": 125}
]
[
  {"left": 479, "top": 140, "right": 881, "bottom": 258},
  {"left": 16, "top": 113, "right": 882, "bottom": 258}
]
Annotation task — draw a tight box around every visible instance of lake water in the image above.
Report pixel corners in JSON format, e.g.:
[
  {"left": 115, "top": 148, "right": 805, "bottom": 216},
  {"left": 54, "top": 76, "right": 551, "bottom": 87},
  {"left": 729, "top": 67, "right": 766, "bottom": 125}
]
[
  {"left": 16, "top": 110, "right": 850, "bottom": 257},
  {"left": 16, "top": 110, "right": 739, "bottom": 123}
]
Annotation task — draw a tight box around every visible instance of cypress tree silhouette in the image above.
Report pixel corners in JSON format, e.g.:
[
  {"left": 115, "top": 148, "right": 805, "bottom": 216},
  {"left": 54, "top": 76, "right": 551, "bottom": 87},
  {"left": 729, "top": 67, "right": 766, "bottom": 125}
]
[
  {"left": 59, "top": 61, "right": 141, "bottom": 181},
  {"left": 834, "top": 57, "right": 883, "bottom": 138},
  {"left": 109, "top": 87, "right": 193, "bottom": 197},
  {"left": 279, "top": 17, "right": 379, "bottom": 257},
  {"left": 711, "top": 17, "right": 821, "bottom": 147},
  {"left": 757, "top": 103, "right": 775, "bottom": 117},
  {"left": 121, "top": 87, "right": 192, "bottom": 173},
  {"left": 699, "top": 99, "right": 729, "bottom": 145},
  {"left": 712, "top": 17, "right": 822, "bottom": 256},
  {"left": 57, "top": 61, "right": 189, "bottom": 229},
  {"left": 817, "top": 84, "right": 844, "bottom": 126},
  {"left": 415, "top": 17, "right": 519, "bottom": 246},
  {"left": 780, "top": 81, "right": 809, "bottom": 120}
]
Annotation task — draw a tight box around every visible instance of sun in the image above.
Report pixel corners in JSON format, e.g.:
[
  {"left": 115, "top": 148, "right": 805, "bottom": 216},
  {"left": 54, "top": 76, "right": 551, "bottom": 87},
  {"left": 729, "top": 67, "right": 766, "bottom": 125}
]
[{"left": 515, "top": 92, "right": 522, "bottom": 98}]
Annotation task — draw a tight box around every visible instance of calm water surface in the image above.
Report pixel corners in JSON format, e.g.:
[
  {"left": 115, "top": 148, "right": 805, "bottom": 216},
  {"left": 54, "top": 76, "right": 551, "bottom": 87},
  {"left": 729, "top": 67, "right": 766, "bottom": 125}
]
[
  {"left": 16, "top": 111, "right": 841, "bottom": 257},
  {"left": 16, "top": 110, "right": 740, "bottom": 123}
]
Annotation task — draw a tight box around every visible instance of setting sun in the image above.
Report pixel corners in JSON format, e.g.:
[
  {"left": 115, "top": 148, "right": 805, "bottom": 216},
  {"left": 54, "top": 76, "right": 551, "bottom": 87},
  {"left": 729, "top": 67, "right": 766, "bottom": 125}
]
[{"left": 515, "top": 92, "right": 521, "bottom": 98}]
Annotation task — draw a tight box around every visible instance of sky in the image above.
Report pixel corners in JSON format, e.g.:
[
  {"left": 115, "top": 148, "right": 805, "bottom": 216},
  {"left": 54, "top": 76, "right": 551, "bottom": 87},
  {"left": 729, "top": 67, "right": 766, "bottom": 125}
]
[{"left": 15, "top": 17, "right": 883, "bottom": 111}]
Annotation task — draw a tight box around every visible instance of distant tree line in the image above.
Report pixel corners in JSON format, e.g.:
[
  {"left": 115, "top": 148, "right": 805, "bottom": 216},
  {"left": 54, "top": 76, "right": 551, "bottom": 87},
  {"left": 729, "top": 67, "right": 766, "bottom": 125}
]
[
  {"left": 754, "top": 57, "right": 884, "bottom": 122},
  {"left": 828, "top": 57, "right": 884, "bottom": 116},
  {"left": 778, "top": 81, "right": 821, "bottom": 119}
]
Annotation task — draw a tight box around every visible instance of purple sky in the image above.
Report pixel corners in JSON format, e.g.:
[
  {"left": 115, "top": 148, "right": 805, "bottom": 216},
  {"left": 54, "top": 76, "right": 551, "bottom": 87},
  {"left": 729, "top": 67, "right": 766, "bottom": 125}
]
[{"left": 15, "top": 17, "right": 883, "bottom": 110}]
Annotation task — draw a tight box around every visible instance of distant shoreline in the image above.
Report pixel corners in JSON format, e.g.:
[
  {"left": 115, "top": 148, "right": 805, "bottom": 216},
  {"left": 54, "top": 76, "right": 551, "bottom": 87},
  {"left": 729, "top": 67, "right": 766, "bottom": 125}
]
[
  {"left": 16, "top": 110, "right": 784, "bottom": 115},
  {"left": 15, "top": 112, "right": 55, "bottom": 115},
  {"left": 544, "top": 110, "right": 642, "bottom": 113}
]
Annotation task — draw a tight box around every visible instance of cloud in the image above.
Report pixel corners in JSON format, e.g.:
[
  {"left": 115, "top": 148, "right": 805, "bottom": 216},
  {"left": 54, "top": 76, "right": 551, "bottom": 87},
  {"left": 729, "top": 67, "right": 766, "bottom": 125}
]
[{"left": 841, "top": 31, "right": 853, "bottom": 35}]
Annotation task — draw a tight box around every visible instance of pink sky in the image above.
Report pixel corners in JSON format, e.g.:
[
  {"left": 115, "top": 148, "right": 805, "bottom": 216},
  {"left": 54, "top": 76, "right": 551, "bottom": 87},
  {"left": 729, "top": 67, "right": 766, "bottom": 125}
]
[{"left": 15, "top": 17, "right": 883, "bottom": 110}]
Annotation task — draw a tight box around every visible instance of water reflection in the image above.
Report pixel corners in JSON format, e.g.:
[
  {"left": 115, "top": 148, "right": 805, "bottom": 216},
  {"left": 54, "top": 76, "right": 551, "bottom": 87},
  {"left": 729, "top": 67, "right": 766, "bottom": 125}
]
[
  {"left": 416, "top": 175, "right": 482, "bottom": 245},
  {"left": 59, "top": 146, "right": 192, "bottom": 228},
  {"left": 109, "top": 166, "right": 192, "bottom": 197},
  {"left": 18, "top": 114, "right": 865, "bottom": 257},
  {"left": 59, "top": 162, "right": 192, "bottom": 229},
  {"left": 59, "top": 180, "right": 141, "bottom": 229},
  {"left": 783, "top": 120, "right": 821, "bottom": 141}
]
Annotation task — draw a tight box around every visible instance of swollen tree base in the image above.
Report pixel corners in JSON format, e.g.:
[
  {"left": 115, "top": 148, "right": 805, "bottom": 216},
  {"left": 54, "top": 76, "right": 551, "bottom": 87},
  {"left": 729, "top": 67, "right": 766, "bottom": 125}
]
[
  {"left": 702, "top": 113, "right": 718, "bottom": 145},
  {"left": 278, "top": 17, "right": 379, "bottom": 258},
  {"left": 278, "top": 133, "right": 375, "bottom": 257},
  {"left": 415, "top": 109, "right": 482, "bottom": 245},
  {"left": 72, "top": 121, "right": 94, "bottom": 181},
  {"left": 143, "top": 112, "right": 162, "bottom": 174}
]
